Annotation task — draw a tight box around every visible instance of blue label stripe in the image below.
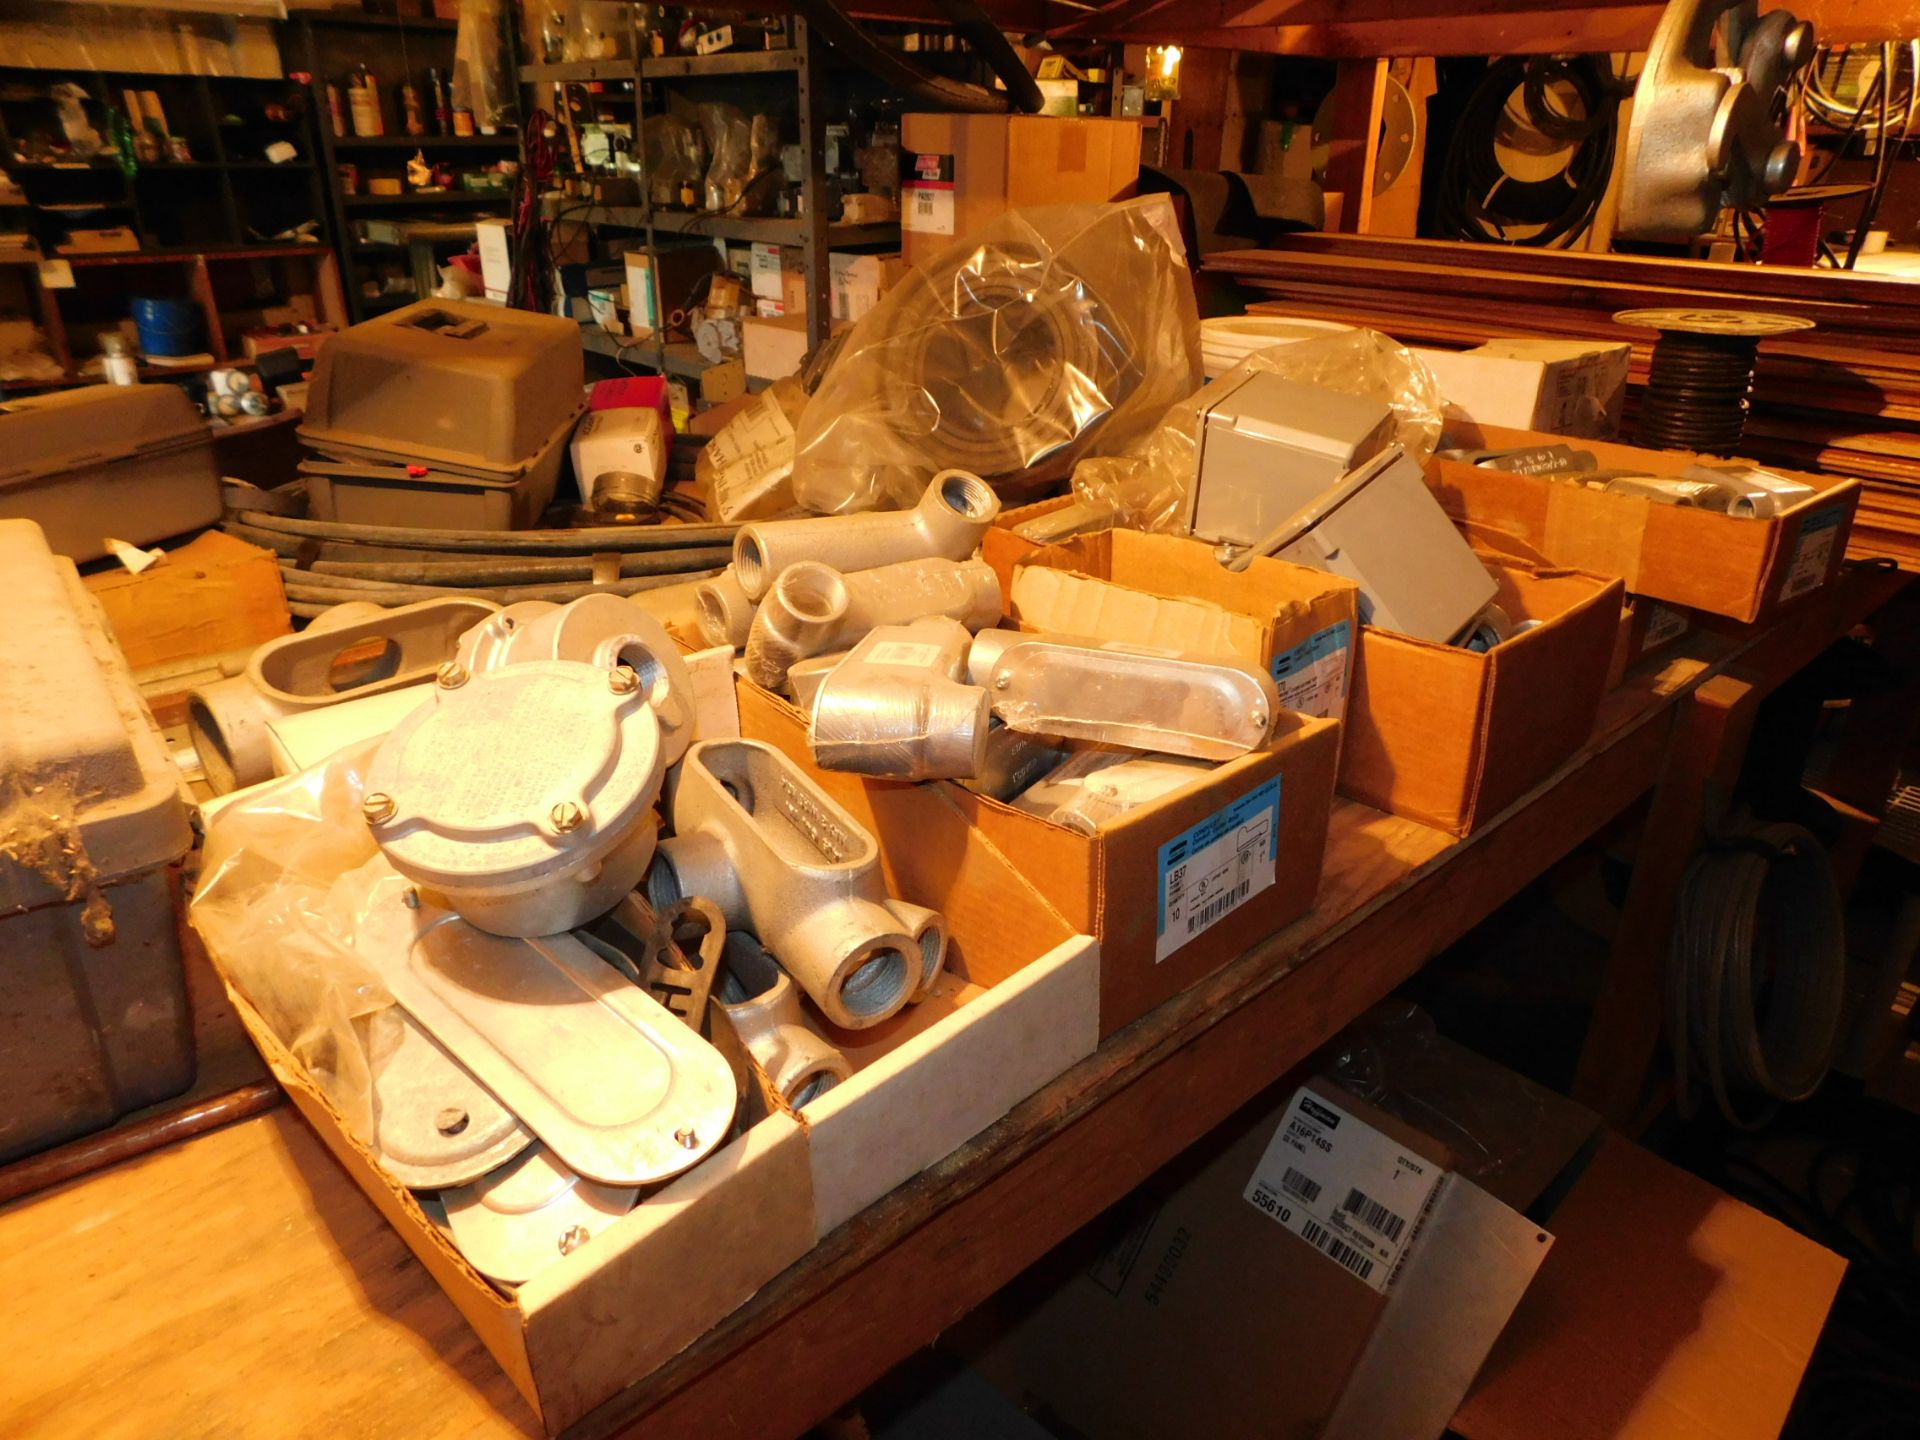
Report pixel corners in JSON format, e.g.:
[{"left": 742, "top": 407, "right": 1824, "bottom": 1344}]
[
  {"left": 1155, "top": 776, "right": 1283, "bottom": 945},
  {"left": 1270, "top": 621, "right": 1352, "bottom": 681}
]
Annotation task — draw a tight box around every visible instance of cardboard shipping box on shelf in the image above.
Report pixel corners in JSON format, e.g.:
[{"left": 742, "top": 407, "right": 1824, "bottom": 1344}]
[
  {"left": 198, "top": 770, "right": 1100, "bottom": 1436},
  {"left": 1415, "top": 340, "right": 1631, "bottom": 439},
  {"left": 625, "top": 243, "right": 723, "bottom": 338},
  {"left": 830, "top": 251, "right": 907, "bottom": 321},
  {"left": 1340, "top": 554, "right": 1623, "bottom": 836},
  {"left": 969, "top": 1033, "right": 1843, "bottom": 1440},
  {"left": 965, "top": 1063, "right": 1581, "bottom": 1440},
  {"left": 1427, "top": 423, "right": 1861, "bottom": 624},
  {"left": 899, "top": 113, "right": 1143, "bottom": 268},
  {"left": 730, "top": 537, "right": 1348, "bottom": 1037},
  {"left": 83, "top": 531, "right": 291, "bottom": 673},
  {"left": 743, "top": 312, "right": 847, "bottom": 381}
]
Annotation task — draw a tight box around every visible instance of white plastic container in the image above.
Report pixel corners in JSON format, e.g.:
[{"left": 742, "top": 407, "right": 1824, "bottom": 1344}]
[{"left": 0, "top": 519, "right": 196, "bottom": 1162}]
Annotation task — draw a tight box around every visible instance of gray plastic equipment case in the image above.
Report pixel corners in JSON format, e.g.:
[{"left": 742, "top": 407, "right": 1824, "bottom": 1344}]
[
  {"left": 0, "top": 519, "right": 196, "bottom": 1161},
  {"left": 0, "top": 386, "right": 220, "bottom": 562}
]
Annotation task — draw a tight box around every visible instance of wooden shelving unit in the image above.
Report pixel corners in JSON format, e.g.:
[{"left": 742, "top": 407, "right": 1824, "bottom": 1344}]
[
  {"left": 0, "top": 64, "right": 345, "bottom": 393},
  {"left": 299, "top": 12, "right": 519, "bottom": 323}
]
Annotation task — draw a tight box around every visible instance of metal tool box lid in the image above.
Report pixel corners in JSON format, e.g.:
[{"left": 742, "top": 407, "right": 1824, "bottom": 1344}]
[
  {"left": 0, "top": 385, "right": 211, "bottom": 491},
  {"left": 299, "top": 300, "right": 586, "bottom": 480},
  {"left": 0, "top": 520, "right": 191, "bottom": 912}
]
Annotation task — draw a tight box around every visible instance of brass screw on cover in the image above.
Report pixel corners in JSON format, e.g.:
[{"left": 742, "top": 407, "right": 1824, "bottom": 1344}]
[
  {"left": 362, "top": 792, "right": 397, "bottom": 825},
  {"left": 608, "top": 666, "right": 641, "bottom": 695},
  {"left": 436, "top": 661, "right": 469, "bottom": 689},
  {"left": 674, "top": 1127, "right": 699, "bottom": 1149},
  {"left": 558, "top": 1225, "right": 591, "bottom": 1256},
  {"left": 551, "top": 800, "right": 586, "bottom": 833}
]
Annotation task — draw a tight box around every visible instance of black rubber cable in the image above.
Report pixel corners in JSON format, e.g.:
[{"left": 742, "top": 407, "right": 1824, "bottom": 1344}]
[{"left": 231, "top": 510, "right": 738, "bottom": 554}]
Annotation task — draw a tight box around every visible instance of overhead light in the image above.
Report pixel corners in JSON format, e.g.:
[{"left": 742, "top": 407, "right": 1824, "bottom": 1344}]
[{"left": 1145, "top": 44, "right": 1182, "bottom": 100}]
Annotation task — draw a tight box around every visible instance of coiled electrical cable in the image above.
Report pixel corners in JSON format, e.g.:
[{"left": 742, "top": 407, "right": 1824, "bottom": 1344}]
[
  {"left": 1434, "top": 55, "right": 1631, "bottom": 247},
  {"left": 1667, "top": 819, "right": 1847, "bottom": 1127}
]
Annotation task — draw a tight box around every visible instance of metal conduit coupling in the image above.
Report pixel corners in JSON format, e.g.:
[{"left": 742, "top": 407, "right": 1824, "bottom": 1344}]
[
  {"left": 694, "top": 569, "right": 758, "bottom": 649},
  {"left": 645, "top": 739, "right": 938, "bottom": 1030},
  {"left": 809, "top": 619, "right": 990, "bottom": 781},
  {"left": 452, "top": 593, "right": 697, "bottom": 764},
  {"left": 744, "top": 556, "right": 1002, "bottom": 690},
  {"left": 713, "top": 932, "right": 852, "bottom": 1108},
  {"left": 731, "top": 468, "right": 1002, "bottom": 601}
]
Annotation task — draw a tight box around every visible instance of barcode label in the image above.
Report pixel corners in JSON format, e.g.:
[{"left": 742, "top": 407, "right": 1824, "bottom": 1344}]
[
  {"left": 1188, "top": 879, "right": 1251, "bottom": 934},
  {"left": 1342, "top": 1186, "right": 1406, "bottom": 1242},
  {"left": 1270, "top": 620, "right": 1351, "bottom": 721},
  {"left": 1280, "top": 1167, "right": 1321, "bottom": 1203},
  {"left": 1300, "top": 1219, "right": 1376, "bottom": 1282},
  {"left": 1242, "top": 1087, "right": 1443, "bottom": 1294},
  {"left": 1155, "top": 778, "right": 1280, "bottom": 962},
  {"left": 1779, "top": 504, "right": 1845, "bottom": 601}
]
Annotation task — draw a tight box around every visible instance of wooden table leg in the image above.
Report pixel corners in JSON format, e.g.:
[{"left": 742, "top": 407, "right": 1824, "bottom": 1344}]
[{"left": 1573, "top": 673, "right": 1760, "bottom": 1126}]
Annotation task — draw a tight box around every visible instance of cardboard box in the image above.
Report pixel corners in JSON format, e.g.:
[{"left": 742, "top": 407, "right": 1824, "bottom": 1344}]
[
  {"left": 1454, "top": 1132, "right": 1846, "bottom": 1440},
  {"left": 1427, "top": 425, "right": 1861, "bottom": 623},
  {"left": 829, "top": 251, "right": 905, "bottom": 322},
  {"left": 1608, "top": 594, "right": 1696, "bottom": 690},
  {"left": 736, "top": 676, "right": 1341, "bottom": 1038},
  {"left": 474, "top": 219, "right": 512, "bottom": 301},
  {"left": 83, "top": 531, "right": 291, "bottom": 672},
  {"left": 984, "top": 525, "right": 1360, "bottom": 725},
  {"left": 201, "top": 774, "right": 1099, "bottom": 1435},
  {"left": 899, "top": 113, "right": 1143, "bottom": 267},
  {"left": 1340, "top": 556, "right": 1623, "bottom": 835},
  {"left": 1416, "top": 341, "right": 1631, "bottom": 439},
  {"left": 743, "top": 312, "right": 842, "bottom": 381},
  {"left": 57, "top": 227, "right": 140, "bottom": 254},
  {"left": 966, "top": 1068, "right": 1576, "bottom": 1440}
]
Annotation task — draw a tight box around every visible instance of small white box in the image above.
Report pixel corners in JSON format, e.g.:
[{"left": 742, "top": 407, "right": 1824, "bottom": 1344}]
[
  {"left": 1415, "top": 340, "right": 1631, "bottom": 439},
  {"left": 474, "top": 219, "right": 513, "bottom": 301},
  {"left": 748, "top": 241, "right": 787, "bottom": 302},
  {"left": 570, "top": 406, "right": 667, "bottom": 504}
]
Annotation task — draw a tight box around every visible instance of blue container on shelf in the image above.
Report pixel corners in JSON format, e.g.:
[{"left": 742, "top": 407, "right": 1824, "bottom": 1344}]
[{"left": 130, "top": 296, "right": 203, "bottom": 358}]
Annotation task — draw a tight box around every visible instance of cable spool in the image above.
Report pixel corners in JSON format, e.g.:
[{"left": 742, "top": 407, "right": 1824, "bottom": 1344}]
[
  {"left": 1667, "top": 818, "right": 1848, "bottom": 1127},
  {"left": 1615, "top": 309, "right": 1814, "bottom": 455}
]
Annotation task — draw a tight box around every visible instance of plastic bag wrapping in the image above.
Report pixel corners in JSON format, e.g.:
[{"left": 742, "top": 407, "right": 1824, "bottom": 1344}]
[
  {"left": 1325, "top": 1001, "right": 1546, "bottom": 1184},
  {"left": 644, "top": 113, "right": 708, "bottom": 208},
  {"left": 697, "top": 105, "right": 778, "bottom": 215},
  {"left": 699, "top": 376, "right": 808, "bottom": 522},
  {"left": 453, "top": 0, "right": 513, "bottom": 134},
  {"left": 189, "top": 740, "right": 409, "bottom": 1142},
  {"left": 1072, "top": 328, "right": 1445, "bottom": 534},
  {"left": 790, "top": 197, "right": 1201, "bottom": 515},
  {"left": 1011, "top": 749, "right": 1214, "bottom": 834}
]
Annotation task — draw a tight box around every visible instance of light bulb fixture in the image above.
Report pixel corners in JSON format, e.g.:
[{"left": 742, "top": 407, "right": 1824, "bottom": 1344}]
[{"left": 1145, "top": 44, "right": 1182, "bottom": 100}]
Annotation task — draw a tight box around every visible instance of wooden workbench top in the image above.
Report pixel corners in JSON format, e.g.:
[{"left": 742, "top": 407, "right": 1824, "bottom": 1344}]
[{"left": 2, "top": 565, "right": 1904, "bottom": 1440}]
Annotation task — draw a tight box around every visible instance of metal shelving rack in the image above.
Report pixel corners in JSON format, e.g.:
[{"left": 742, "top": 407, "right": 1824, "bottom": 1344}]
[
  {"left": 301, "top": 12, "right": 520, "bottom": 323},
  {"left": 521, "top": 16, "right": 894, "bottom": 382}
]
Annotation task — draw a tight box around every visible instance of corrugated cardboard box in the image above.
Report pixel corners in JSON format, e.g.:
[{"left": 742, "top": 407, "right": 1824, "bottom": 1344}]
[
  {"left": 1340, "top": 557, "right": 1623, "bottom": 836},
  {"left": 965, "top": 1065, "right": 1577, "bottom": 1440},
  {"left": 200, "top": 773, "right": 1099, "bottom": 1435},
  {"left": 736, "top": 676, "right": 1340, "bottom": 1038},
  {"left": 84, "top": 531, "right": 291, "bottom": 672},
  {"left": 743, "top": 313, "right": 844, "bottom": 381},
  {"left": 899, "top": 113, "right": 1143, "bottom": 267},
  {"left": 1416, "top": 341, "right": 1631, "bottom": 439},
  {"left": 1427, "top": 424, "right": 1861, "bottom": 623},
  {"left": 983, "top": 526, "right": 1361, "bottom": 724}
]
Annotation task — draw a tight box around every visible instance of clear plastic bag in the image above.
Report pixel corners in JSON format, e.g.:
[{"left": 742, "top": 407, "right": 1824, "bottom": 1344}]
[
  {"left": 452, "top": 0, "right": 513, "bottom": 134},
  {"left": 790, "top": 197, "right": 1201, "bottom": 514},
  {"left": 644, "top": 112, "right": 708, "bottom": 209},
  {"left": 697, "top": 102, "right": 771, "bottom": 215},
  {"left": 1326, "top": 1001, "right": 1546, "bottom": 1184},
  {"left": 189, "top": 740, "right": 407, "bottom": 1141},
  {"left": 1073, "top": 328, "right": 1445, "bottom": 534}
]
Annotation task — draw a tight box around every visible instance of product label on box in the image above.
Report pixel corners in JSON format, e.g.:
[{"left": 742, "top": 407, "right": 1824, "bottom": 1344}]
[
  {"left": 902, "top": 151, "right": 955, "bottom": 235},
  {"left": 1155, "top": 777, "right": 1279, "bottom": 963},
  {"left": 1642, "top": 601, "right": 1691, "bottom": 650},
  {"left": 1243, "top": 1088, "right": 1444, "bottom": 1294},
  {"left": 707, "top": 395, "right": 796, "bottom": 521},
  {"left": 1269, "top": 621, "right": 1351, "bottom": 720},
  {"left": 1778, "top": 504, "right": 1846, "bottom": 602}
]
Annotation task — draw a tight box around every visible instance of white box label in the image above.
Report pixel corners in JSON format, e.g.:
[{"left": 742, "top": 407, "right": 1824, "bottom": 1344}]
[
  {"left": 1269, "top": 620, "right": 1351, "bottom": 720},
  {"left": 1778, "top": 504, "right": 1845, "bottom": 602},
  {"left": 863, "top": 639, "right": 945, "bottom": 670},
  {"left": 1243, "top": 1088, "right": 1444, "bottom": 1294},
  {"left": 1155, "top": 777, "right": 1278, "bottom": 962},
  {"left": 1643, "top": 601, "right": 1690, "bottom": 649},
  {"left": 903, "top": 183, "right": 954, "bottom": 236}
]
